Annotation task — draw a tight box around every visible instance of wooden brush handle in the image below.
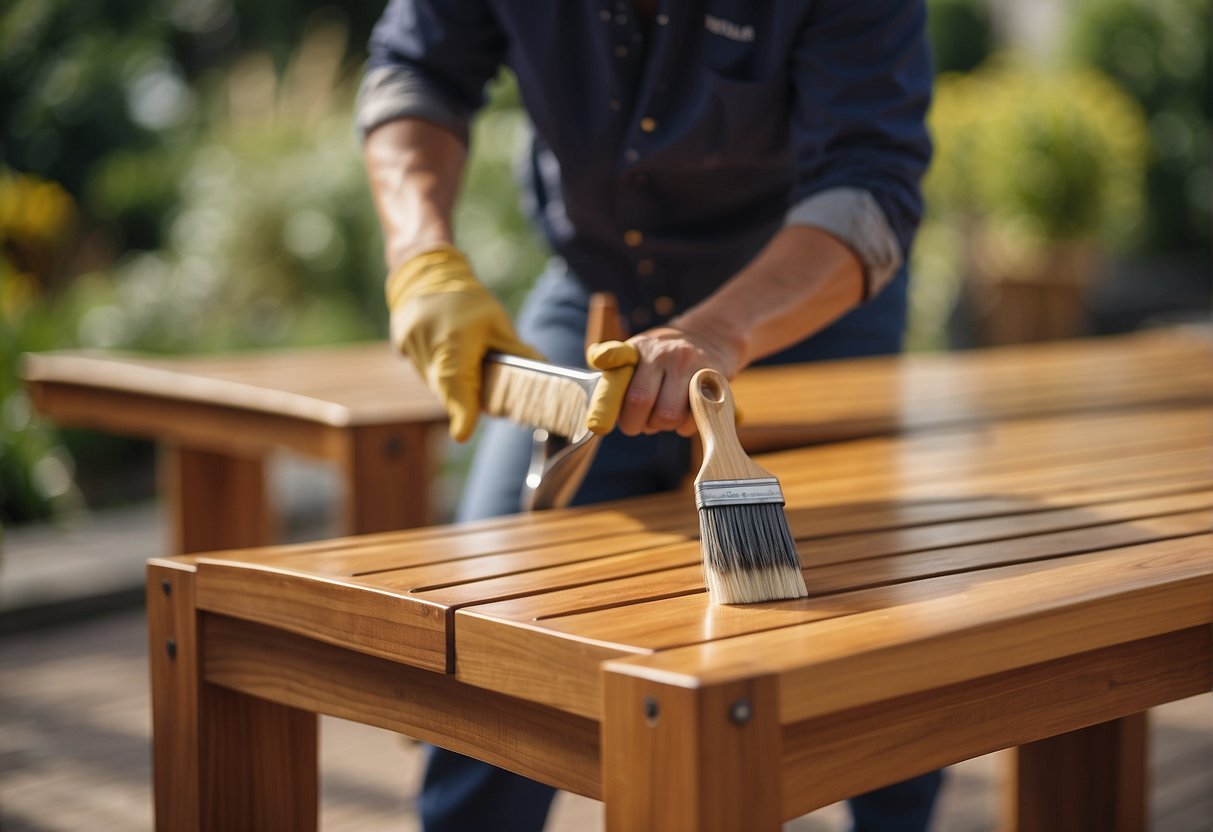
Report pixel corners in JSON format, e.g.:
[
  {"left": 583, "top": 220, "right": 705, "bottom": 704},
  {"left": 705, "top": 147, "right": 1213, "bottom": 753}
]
[
  {"left": 585, "top": 292, "right": 626, "bottom": 349},
  {"left": 689, "top": 368, "right": 772, "bottom": 484}
]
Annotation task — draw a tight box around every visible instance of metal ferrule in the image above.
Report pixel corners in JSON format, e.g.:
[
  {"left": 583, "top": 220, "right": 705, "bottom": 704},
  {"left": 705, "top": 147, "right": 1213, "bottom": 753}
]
[
  {"left": 695, "top": 478, "right": 785, "bottom": 509},
  {"left": 484, "top": 352, "right": 601, "bottom": 396}
]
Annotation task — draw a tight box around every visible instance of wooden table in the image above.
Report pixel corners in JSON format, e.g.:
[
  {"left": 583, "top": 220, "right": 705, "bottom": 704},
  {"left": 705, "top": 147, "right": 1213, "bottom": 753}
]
[
  {"left": 24, "top": 329, "right": 1206, "bottom": 552},
  {"left": 146, "top": 330, "right": 1213, "bottom": 830},
  {"left": 22, "top": 343, "right": 447, "bottom": 552}
]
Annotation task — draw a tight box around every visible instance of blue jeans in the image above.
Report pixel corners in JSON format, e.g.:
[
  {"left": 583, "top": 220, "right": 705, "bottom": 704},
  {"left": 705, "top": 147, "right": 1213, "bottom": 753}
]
[{"left": 420, "top": 262, "right": 942, "bottom": 832}]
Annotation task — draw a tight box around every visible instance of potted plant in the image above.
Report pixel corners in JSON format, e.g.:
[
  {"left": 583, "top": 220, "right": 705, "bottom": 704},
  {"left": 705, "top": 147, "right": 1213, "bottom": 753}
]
[{"left": 924, "top": 58, "right": 1149, "bottom": 345}]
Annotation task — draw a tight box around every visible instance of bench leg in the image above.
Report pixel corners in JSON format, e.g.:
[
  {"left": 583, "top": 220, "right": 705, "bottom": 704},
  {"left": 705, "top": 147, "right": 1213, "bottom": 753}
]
[
  {"left": 1003, "top": 713, "right": 1148, "bottom": 832},
  {"left": 148, "top": 562, "right": 318, "bottom": 832},
  {"left": 603, "top": 669, "right": 782, "bottom": 831},
  {"left": 342, "top": 423, "right": 433, "bottom": 533},
  {"left": 162, "top": 445, "right": 271, "bottom": 554}
]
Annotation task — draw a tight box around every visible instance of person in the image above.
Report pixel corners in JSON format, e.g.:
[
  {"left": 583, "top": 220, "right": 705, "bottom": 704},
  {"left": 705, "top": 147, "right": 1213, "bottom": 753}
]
[{"left": 359, "top": 2, "right": 938, "bottom": 830}]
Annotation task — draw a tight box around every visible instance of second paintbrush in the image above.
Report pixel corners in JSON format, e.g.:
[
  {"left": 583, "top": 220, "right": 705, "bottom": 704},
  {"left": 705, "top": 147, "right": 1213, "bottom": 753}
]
[{"left": 688, "top": 367, "right": 808, "bottom": 604}]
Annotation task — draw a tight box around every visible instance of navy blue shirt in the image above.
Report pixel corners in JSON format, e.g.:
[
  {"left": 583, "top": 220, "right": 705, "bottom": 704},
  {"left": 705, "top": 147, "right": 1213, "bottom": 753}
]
[{"left": 359, "top": 1, "right": 932, "bottom": 329}]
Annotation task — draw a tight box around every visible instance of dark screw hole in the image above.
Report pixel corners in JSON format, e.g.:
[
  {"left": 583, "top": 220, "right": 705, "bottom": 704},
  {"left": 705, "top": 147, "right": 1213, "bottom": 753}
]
[
  {"left": 730, "top": 698, "right": 752, "bottom": 725},
  {"left": 166, "top": 638, "right": 177, "bottom": 660},
  {"left": 643, "top": 696, "right": 659, "bottom": 726}
]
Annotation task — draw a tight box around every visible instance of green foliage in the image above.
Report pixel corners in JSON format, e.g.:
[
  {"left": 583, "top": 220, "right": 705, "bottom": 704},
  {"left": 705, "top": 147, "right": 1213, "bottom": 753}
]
[
  {"left": 926, "top": 58, "right": 1149, "bottom": 244},
  {"left": 77, "top": 28, "right": 385, "bottom": 354},
  {"left": 1068, "top": 0, "right": 1211, "bottom": 253},
  {"left": 1, "top": 0, "right": 197, "bottom": 247},
  {"left": 911, "top": 58, "right": 1150, "bottom": 351},
  {"left": 927, "top": 0, "right": 995, "bottom": 74},
  {"left": 0, "top": 14, "right": 544, "bottom": 523},
  {"left": 1, "top": 172, "right": 83, "bottom": 523}
]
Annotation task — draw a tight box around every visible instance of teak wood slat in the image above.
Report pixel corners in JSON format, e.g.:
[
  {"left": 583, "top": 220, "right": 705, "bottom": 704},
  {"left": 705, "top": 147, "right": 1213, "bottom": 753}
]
[
  {"left": 730, "top": 328, "right": 1213, "bottom": 450},
  {"left": 146, "top": 330, "right": 1213, "bottom": 831},
  {"left": 193, "top": 404, "right": 1212, "bottom": 675}
]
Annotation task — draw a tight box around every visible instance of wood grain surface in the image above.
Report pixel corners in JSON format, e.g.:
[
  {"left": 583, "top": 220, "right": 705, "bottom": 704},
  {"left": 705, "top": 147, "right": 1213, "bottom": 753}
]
[{"left": 152, "top": 330, "right": 1213, "bottom": 829}]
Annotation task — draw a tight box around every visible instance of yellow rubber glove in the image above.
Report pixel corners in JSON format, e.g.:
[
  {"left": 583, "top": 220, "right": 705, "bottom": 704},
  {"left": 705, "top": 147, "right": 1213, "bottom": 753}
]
[
  {"left": 584, "top": 339, "right": 640, "bottom": 434},
  {"left": 387, "top": 244, "right": 543, "bottom": 442}
]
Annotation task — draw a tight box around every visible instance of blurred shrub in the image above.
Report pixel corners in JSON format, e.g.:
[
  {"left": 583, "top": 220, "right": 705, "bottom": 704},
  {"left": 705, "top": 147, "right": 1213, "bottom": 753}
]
[
  {"left": 911, "top": 58, "right": 1149, "bottom": 348},
  {"left": 1, "top": 17, "right": 544, "bottom": 523},
  {"left": 76, "top": 24, "right": 384, "bottom": 354},
  {"left": 1, "top": 0, "right": 199, "bottom": 252},
  {"left": 927, "top": 0, "right": 995, "bottom": 74},
  {"left": 1068, "top": 0, "right": 1211, "bottom": 254},
  {"left": 74, "top": 24, "right": 541, "bottom": 356},
  {"left": 926, "top": 58, "right": 1148, "bottom": 244},
  {"left": 1, "top": 171, "right": 85, "bottom": 523}
]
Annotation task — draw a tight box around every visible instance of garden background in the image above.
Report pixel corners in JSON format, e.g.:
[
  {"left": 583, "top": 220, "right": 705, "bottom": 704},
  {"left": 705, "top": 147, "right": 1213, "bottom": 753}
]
[
  {"left": 2, "top": 0, "right": 1210, "bottom": 528},
  {"left": 1, "top": 2, "right": 1211, "bottom": 830}
]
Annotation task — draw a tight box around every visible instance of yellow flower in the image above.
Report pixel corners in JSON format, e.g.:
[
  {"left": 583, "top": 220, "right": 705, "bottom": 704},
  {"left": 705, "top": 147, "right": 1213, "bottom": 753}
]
[{"left": 0, "top": 172, "right": 75, "bottom": 244}]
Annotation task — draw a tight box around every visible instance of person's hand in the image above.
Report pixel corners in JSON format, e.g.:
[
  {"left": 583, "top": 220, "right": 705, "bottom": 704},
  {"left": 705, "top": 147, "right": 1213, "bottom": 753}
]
[
  {"left": 387, "top": 244, "right": 542, "bottom": 442},
  {"left": 610, "top": 319, "right": 744, "bottom": 437}
]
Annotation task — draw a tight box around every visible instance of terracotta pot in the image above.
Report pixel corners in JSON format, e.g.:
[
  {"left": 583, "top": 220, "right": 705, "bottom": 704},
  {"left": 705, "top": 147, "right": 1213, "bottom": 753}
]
[{"left": 965, "top": 230, "right": 1101, "bottom": 346}]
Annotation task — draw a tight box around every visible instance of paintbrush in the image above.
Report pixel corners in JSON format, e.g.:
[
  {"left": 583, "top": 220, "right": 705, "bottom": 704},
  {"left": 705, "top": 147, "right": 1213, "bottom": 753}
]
[
  {"left": 480, "top": 352, "right": 602, "bottom": 510},
  {"left": 482, "top": 352, "right": 600, "bottom": 442},
  {"left": 481, "top": 292, "right": 621, "bottom": 444},
  {"left": 688, "top": 367, "right": 807, "bottom": 604},
  {"left": 479, "top": 294, "right": 625, "bottom": 511}
]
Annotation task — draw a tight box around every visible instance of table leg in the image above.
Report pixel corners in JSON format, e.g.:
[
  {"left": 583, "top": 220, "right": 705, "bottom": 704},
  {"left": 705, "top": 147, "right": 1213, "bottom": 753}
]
[
  {"left": 341, "top": 423, "right": 433, "bottom": 533},
  {"left": 603, "top": 669, "right": 782, "bottom": 831},
  {"left": 148, "top": 562, "right": 318, "bottom": 832},
  {"left": 161, "top": 445, "right": 271, "bottom": 554},
  {"left": 1003, "top": 713, "right": 1148, "bottom": 832}
]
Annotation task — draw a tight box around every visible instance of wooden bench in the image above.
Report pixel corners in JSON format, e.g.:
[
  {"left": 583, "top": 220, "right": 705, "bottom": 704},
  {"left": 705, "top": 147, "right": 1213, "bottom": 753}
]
[
  {"left": 22, "top": 342, "right": 447, "bottom": 552},
  {"left": 146, "top": 330, "right": 1213, "bottom": 830},
  {"left": 24, "top": 328, "right": 1208, "bottom": 553}
]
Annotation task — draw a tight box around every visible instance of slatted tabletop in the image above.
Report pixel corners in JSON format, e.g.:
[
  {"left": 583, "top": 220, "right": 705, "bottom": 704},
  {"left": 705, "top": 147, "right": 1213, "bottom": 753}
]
[
  {"left": 147, "top": 328, "right": 1213, "bottom": 831},
  {"left": 194, "top": 403, "right": 1213, "bottom": 687},
  {"left": 730, "top": 326, "right": 1213, "bottom": 449}
]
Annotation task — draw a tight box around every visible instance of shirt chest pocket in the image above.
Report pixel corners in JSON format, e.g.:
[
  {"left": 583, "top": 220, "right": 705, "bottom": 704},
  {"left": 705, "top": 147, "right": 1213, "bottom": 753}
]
[{"left": 668, "top": 71, "right": 791, "bottom": 169}]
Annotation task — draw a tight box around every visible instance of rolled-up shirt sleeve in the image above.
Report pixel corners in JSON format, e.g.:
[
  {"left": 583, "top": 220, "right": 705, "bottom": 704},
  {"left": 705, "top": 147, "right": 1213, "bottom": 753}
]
[
  {"left": 784, "top": 0, "right": 933, "bottom": 298},
  {"left": 357, "top": 0, "right": 508, "bottom": 143}
]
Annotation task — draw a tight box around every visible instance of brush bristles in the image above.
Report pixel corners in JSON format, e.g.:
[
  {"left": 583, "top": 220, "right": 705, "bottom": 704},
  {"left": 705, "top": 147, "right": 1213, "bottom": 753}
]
[
  {"left": 698, "top": 503, "right": 807, "bottom": 604},
  {"left": 483, "top": 363, "right": 590, "bottom": 439}
]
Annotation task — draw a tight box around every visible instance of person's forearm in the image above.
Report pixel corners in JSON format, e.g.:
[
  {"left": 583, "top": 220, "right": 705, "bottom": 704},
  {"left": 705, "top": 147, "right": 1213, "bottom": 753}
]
[
  {"left": 672, "top": 225, "right": 866, "bottom": 373},
  {"left": 363, "top": 118, "right": 467, "bottom": 271},
  {"left": 615, "top": 225, "right": 866, "bottom": 436}
]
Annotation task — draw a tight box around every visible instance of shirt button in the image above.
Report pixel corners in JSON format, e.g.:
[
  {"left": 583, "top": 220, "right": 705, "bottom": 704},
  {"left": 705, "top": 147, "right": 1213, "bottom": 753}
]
[
  {"left": 609, "top": 99, "right": 621, "bottom": 112},
  {"left": 615, "top": 13, "right": 627, "bottom": 24},
  {"left": 654, "top": 296, "right": 676, "bottom": 317},
  {"left": 636, "top": 258, "right": 655, "bottom": 276},
  {"left": 599, "top": 10, "right": 611, "bottom": 21},
  {"left": 656, "top": 13, "right": 669, "bottom": 25},
  {"left": 624, "top": 148, "right": 640, "bottom": 162},
  {"left": 640, "top": 117, "right": 657, "bottom": 133},
  {"left": 614, "top": 45, "right": 629, "bottom": 58},
  {"left": 623, "top": 229, "right": 644, "bottom": 247}
]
